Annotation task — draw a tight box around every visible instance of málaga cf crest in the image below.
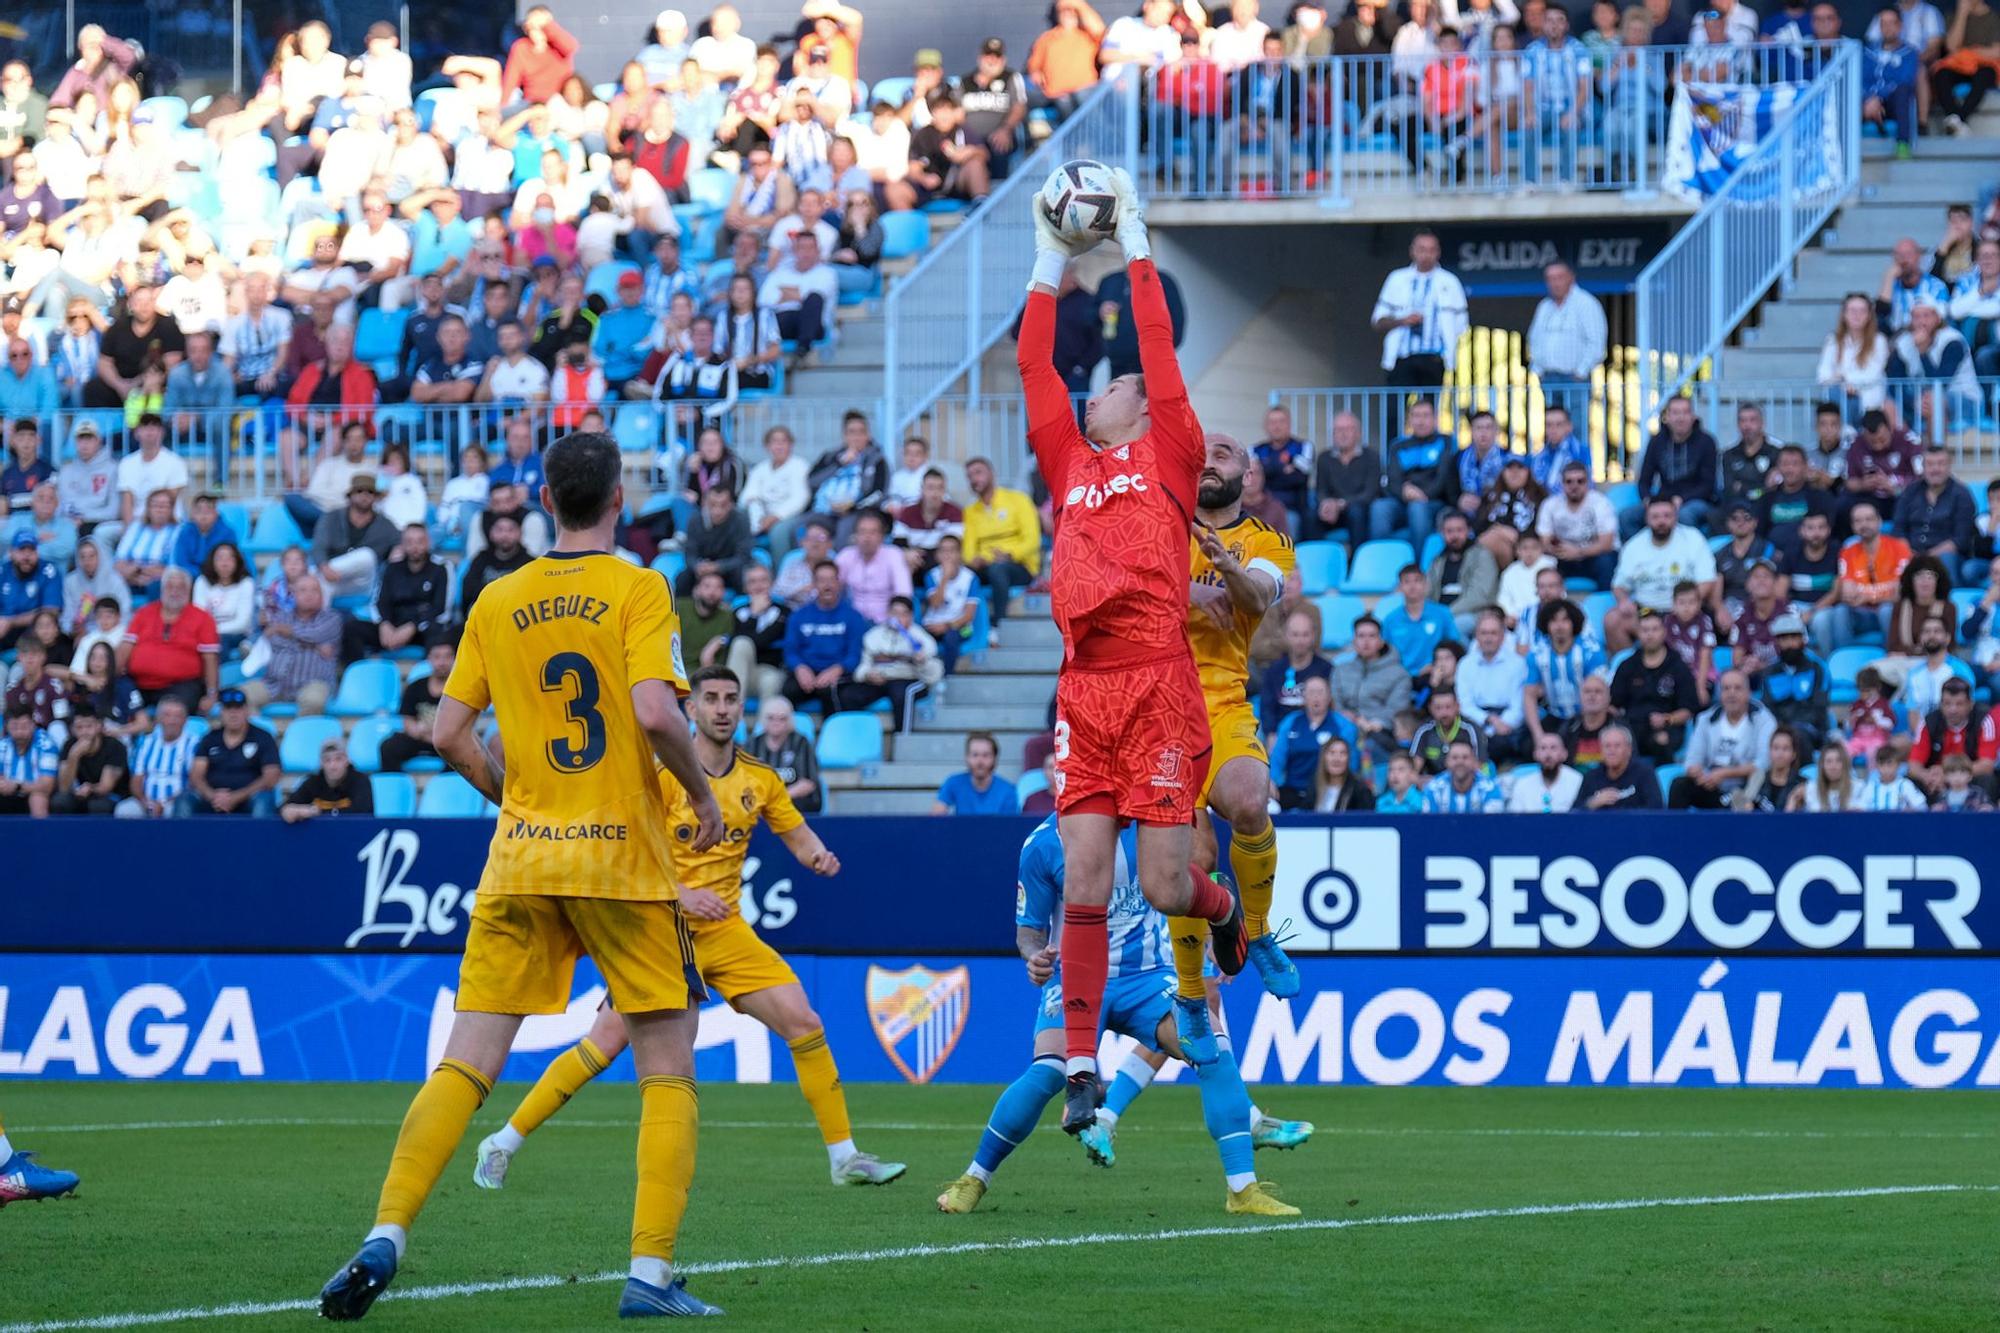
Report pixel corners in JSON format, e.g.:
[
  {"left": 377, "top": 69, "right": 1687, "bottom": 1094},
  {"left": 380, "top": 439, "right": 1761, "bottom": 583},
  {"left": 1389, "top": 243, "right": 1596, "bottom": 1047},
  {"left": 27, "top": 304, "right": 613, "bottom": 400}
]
[{"left": 866, "top": 965, "right": 970, "bottom": 1084}]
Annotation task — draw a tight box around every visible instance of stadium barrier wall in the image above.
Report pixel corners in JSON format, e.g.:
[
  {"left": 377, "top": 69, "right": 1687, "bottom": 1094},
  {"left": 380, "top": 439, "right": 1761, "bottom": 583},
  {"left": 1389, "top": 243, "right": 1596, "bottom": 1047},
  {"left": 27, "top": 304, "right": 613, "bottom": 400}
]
[{"left": 9, "top": 815, "right": 1997, "bottom": 1089}]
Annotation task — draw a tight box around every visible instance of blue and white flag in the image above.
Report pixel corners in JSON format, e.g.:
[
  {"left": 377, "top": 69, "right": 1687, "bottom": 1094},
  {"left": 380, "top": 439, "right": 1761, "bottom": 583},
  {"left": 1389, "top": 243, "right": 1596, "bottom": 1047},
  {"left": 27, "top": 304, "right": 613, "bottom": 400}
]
[{"left": 1661, "top": 80, "right": 1840, "bottom": 201}]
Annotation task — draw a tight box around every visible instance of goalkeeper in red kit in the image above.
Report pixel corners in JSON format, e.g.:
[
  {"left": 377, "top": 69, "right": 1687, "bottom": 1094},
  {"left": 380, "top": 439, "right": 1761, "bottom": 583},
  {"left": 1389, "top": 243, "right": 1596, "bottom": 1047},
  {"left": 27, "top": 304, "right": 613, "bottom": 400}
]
[{"left": 1018, "top": 170, "right": 1248, "bottom": 1136}]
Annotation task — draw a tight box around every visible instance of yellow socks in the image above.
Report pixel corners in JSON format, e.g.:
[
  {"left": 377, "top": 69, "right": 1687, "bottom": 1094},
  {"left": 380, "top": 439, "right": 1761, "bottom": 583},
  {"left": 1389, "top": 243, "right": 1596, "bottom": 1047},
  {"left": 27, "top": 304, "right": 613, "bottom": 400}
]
[
  {"left": 1170, "top": 915, "right": 1211, "bottom": 1001},
  {"left": 508, "top": 1037, "right": 608, "bottom": 1138},
  {"left": 1230, "top": 822, "right": 1278, "bottom": 940},
  {"left": 375, "top": 1057, "right": 491, "bottom": 1230},
  {"left": 633, "top": 1074, "right": 699, "bottom": 1263},
  {"left": 787, "top": 1030, "right": 853, "bottom": 1147}
]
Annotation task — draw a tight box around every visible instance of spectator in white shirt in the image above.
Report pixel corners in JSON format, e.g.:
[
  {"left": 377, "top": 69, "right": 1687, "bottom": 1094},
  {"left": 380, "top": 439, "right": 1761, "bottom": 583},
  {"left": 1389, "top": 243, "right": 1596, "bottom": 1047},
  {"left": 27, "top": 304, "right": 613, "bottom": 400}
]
[
  {"left": 1668, "top": 670, "right": 1775, "bottom": 808},
  {"left": 742, "top": 425, "right": 812, "bottom": 555},
  {"left": 1457, "top": 609, "right": 1530, "bottom": 761},
  {"left": 1536, "top": 460, "right": 1620, "bottom": 587},
  {"left": 606, "top": 152, "right": 679, "bottom": 248},
  {"left": 1371, "top": 229, "right": 1468, "bottom": 433},
  {"left": 1604, "top": 496, "right": 1718, "bottom": 649},
  {"left": 1100, "top": 0, "right": 1185, "bottom": 68},
  {"left": 115, "top": 417, "right": 189, "bottom": 527},
  {"left": 1505, "top": 729, "right": 1583, "bottom": 811},
  {"left": 1691, "top": 0, "right": 1760, "bottom": 44},
  {"left": 1526, "top": 260, "right": 1606, "bottom": 421},
  {"left": 1816, "top": 293, "right": 1891, "bottom": 413},
  {"left": 758, "top": 231, "right": 840, "bottom": 351},
  {"left": 766, "top": 189, "right": 839, "bottom": 268},
  {"left": 359, "top": 21, "right": 414, "bottom": 108},
  {"left": 337, "top": 190, "right": 412, "bottom": 301},
  {"left": 689, "top": 4, "right": 758, "bottom": 84},
  {"left": 1208, "top": 0, "right": 1273, "bottom": 70},
  {"left": 476, "top": 321, "right": 552, "bottom": 402}
]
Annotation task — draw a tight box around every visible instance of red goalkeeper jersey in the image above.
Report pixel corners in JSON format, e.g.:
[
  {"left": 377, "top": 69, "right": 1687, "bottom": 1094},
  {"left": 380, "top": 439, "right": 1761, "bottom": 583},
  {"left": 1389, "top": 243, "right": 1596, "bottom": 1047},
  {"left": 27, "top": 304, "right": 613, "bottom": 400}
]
[{"left": 1018, "top": 259, "right": 1203, "bottom": 669}]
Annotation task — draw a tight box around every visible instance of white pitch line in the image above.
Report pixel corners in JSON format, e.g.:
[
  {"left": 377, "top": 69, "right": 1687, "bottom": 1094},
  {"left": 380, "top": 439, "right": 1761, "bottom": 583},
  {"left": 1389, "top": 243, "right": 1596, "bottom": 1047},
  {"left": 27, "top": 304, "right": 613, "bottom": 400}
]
[
  {"left": 14, "top": 1116, "right": 2000, "bottom": 1143},
  {"left": 1, "top": 1184, "right": 1989, "bottom": 1333}
]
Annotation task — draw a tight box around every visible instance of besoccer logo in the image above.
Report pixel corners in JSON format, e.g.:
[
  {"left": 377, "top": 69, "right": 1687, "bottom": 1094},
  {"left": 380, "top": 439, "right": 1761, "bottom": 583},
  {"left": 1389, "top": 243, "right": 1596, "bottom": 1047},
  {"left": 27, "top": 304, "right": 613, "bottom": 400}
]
[{"left": 1270, "top": 826, "right": 1401, "bottom": 950}]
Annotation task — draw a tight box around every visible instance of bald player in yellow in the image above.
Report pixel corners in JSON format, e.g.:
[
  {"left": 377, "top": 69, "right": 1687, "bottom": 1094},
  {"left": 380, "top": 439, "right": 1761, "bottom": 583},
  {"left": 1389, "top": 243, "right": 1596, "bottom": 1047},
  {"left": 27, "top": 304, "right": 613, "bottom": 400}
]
[
  {"left": 317, "top": 431, "right": 732, "bottom": 1323},
  {"left": 1169, "top": 432, "right": 1299, "bottom": 1050},
  {"left": 474, "top": 664, "right": 907, "bottom": 1190}
]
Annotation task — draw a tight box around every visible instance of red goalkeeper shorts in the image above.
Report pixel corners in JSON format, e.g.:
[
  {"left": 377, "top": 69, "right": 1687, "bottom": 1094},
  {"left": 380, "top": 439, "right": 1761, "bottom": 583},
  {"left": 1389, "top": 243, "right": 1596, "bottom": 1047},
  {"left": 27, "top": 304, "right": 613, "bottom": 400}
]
[{"left": 1053, "top": 652, "right": 1212, "bottom": 825}]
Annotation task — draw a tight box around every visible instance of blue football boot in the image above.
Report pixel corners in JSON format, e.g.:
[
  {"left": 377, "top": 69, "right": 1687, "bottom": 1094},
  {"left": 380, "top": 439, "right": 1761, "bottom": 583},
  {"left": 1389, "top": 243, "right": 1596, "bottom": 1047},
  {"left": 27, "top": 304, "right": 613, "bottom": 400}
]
[
  {"left": 1246, "top": 932, "right": 1301, "bottom": 999},
  {"left": 0, "top": 1151, "right": 79, "bottom": 1205},
  {"left": 319, "top": 1236, "right": 399, "bottom": 1321},
  {"left": 619, "top": 1275, "right": 726, "bottom": 1317},
  {"left": 1172, "top": 993, "right": 1218, "bottom": 1066}
]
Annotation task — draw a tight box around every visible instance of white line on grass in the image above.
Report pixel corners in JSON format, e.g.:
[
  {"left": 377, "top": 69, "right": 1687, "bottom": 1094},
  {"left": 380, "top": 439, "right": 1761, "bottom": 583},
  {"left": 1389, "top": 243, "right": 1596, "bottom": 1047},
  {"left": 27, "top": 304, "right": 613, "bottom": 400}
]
[
  {"left": 2, "top": 1183, "right": 1990, "bottom": 1333},
  {"left": 17, "top": 1116, "right": 2000, "bottom": 1143}
]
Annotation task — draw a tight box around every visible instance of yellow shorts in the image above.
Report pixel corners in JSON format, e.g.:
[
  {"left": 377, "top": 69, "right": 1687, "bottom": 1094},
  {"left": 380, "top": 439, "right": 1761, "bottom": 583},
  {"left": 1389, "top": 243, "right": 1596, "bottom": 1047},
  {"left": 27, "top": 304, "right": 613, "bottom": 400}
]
[
  {"left": 690, "top": 915, "right": 801, "bottom": 1003},
  {"left": 1200, "top": 698, "right": 1268, "bottom": 805},
  {"left": 457, "top": 892, "right": 705, "bottom": 1016}
]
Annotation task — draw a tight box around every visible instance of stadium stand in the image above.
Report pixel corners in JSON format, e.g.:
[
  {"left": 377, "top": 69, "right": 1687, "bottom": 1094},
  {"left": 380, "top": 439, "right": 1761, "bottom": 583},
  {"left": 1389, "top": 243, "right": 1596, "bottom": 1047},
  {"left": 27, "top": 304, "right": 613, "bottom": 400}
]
[{"left": 0, "top": 4, "right": 1996, "bottom": 826}]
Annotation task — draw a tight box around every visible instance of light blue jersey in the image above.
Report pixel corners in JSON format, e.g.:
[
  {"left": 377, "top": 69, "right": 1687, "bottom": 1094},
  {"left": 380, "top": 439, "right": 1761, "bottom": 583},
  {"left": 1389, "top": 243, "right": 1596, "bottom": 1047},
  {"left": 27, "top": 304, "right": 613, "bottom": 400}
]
[{"left": 1015, "top": 815, "right": 1169, "bottom": 979}]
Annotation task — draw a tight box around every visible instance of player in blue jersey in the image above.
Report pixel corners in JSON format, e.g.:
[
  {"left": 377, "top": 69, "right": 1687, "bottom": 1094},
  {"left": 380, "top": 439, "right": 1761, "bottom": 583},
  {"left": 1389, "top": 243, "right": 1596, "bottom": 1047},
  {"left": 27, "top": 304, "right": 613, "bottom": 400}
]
[{"left": 935, "top": 816, "right": 1299, "bottom": 1216}]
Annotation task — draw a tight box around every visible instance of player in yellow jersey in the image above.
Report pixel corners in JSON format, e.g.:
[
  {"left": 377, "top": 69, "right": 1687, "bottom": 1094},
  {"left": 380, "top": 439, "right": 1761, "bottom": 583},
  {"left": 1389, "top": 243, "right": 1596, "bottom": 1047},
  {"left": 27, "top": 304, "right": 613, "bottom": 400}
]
[
  {"left": 318, "top": 431, "right": 729, "bottom": 1322},
  {"left": 473, "top": 664, "right": 908, "bottom": 1190},
  {"left": 1165, "top": 433, "right": 1300, "bottom": 1065}
]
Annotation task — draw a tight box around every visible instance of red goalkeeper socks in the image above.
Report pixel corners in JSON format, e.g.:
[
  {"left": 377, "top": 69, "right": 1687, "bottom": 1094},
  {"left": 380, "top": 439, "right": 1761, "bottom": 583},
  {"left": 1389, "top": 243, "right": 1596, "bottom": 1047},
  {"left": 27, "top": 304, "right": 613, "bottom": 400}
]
[
  {"left": 1186, "top": 865, "right": 1235, "bottom": 925},
  {"left": 1061, "top": 903, "right": 1109, "bottom": 1065}
]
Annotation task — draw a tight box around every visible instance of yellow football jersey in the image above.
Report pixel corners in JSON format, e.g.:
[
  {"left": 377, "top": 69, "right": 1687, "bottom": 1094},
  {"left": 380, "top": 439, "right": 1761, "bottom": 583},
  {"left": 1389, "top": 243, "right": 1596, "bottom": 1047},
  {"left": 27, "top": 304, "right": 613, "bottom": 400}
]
[
  {"left": 1188, "top": 515, "right": 1296, "bottom": 706},
  {"left": 445, "top": 551, "right": 690, "bottom": 901},
  {"left": 658, "top": 751, "right": 804, "bottom": 923}
]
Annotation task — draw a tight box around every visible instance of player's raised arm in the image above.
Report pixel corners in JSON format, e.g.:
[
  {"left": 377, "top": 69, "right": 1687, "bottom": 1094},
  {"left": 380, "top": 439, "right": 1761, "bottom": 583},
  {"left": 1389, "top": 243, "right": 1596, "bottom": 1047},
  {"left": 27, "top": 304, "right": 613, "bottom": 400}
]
[
  {"left": 1019, "top": 194, "right": 1095, "bottom": 486},
  {"left": 1105, "top": 169, "right": 1200, "bottom": 477}
]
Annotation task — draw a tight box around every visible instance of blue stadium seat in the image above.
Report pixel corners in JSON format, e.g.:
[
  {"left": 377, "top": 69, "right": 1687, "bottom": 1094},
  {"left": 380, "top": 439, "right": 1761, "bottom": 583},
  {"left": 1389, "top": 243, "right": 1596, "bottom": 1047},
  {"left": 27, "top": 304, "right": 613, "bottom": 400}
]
[
  {"left": 413, "top": 88, "right": 445, "bottom": 132},
  {"left": 345, "top": 714, "right": 399, "bottom": 773},
  {"left": 328, "top": 660, "right": 403, "bottom": 717},
  {"left": 1827, "top": 645, "right": 1877, "bottom": 704},
  {"left": 871, "top": 74, "right": 915, "bottom": 107},
  {"left": 1418, "top": 532, "right": 1444, "bottom": 571},
  {"left": 140, "top": 95, "right": 190, "bottom": 128},
  {"left": 245, "top": 502, "right": 307, "bottom": 557},
  {"left": 371, "top": 772, "right": 416, "bottom": 817},
  {"left": 417, "top": 772, "right": 487, "bottom": 817},
  {"left": 585, "top": 260, "right": 640, "bottom": 304},
  {"left": 1293, "top": 540, "right": 1347, "bottom": 595},
  {"left": 650, "top": 551, "right": 686, "bottom": 586},
  {"left": 1341, "top": 539, "right": 1416, "bottom": 594},
  {"left": 1603, "top": 481, "right": 1640, "bottom": 514},
  {"left": 279, "top": 716, "right": 345, "bottom": 773},
  {"left": 1950, "top": 588, "right": 1983, "bottom": 638},
  {"left": 816, "top": 712, "right": 882, "bottom": 769},
  {"left": 1017, "top": 767, "right": 1050, "bottom": 800},
  {"left": 688, "top": 167, "right": 735, "bottom": 212},
  {"left": 218, "top": 501, "right": 253, "bottom": 547},
  {"left": 1654, "top": 764, "right": 1683, "bottom": 801},
  {"left": 879, "top": 210, "right": 931, "bottom": 260},
  {"left": 1712, "top": 645, "right": 1733, "bottom": 674},
  {"left": 354, "top": 307, "right": 407, "bottom": 365},
  {"left": 1580, "top": 591, "right": 1618, "bottom": 643},
  {"left": 615, "top": 403, "right": 661, "bottom": 453},
  {"left": 1314, "top": 592, "right": 1368, "bottom": 650}
]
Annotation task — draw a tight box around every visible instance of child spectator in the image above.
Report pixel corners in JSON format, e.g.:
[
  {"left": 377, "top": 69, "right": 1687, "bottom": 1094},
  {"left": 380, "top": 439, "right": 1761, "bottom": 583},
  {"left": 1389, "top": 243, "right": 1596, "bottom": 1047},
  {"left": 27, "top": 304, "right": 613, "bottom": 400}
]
[
  {"left": 1374, "top": 750, "right": 1425, "bottom": 813},
  {"left": 1665, "top": 579, "right": 1718, "bottom": 706}
]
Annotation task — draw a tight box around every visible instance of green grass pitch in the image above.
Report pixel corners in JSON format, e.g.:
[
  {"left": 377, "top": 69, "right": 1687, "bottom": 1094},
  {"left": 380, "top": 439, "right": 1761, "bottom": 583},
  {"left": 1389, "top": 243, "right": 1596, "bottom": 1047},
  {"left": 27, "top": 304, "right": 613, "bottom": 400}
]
[{"left": 5, "top": 1081, "right": 1997, "bottom": 1330}]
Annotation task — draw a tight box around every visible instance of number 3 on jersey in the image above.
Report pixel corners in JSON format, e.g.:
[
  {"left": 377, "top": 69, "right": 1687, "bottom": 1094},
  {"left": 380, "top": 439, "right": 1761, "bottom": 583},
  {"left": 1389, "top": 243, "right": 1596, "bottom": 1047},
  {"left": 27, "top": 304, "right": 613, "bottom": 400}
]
[{"left": 542, "top": 652, "right": 607, "bottom": 773}]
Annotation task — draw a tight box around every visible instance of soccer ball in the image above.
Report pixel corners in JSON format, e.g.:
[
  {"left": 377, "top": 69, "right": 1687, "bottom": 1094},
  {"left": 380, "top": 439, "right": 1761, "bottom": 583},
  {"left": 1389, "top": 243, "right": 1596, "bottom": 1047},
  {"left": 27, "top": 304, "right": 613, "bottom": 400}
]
[{"left": 1038, "top": 159, "right": 1120, "bottom": 249}]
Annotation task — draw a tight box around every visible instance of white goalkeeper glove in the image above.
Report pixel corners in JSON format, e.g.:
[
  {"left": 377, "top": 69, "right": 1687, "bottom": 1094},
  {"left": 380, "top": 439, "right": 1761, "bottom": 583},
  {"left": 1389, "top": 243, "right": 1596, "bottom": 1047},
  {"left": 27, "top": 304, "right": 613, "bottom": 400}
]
[
  {"left": 1029, "top": 195, "right": 1093, "bottom": 292},
  {"left": 1107, "top": 167, "right": 1150, "bottom": 264}
]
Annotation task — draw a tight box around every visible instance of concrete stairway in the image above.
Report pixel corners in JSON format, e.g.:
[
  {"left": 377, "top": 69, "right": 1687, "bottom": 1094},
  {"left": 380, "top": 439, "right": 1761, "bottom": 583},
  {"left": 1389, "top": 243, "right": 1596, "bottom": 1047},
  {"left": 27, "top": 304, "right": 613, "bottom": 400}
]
[
  {"left": 782, "top": 211, "right": 967, "bottom": 405},
  {"left": 822, "top": 609, "right": 1063, "bottom": 814},
  {"left": 1716, "top": 110, "right": 2000, "bottom": 413}
]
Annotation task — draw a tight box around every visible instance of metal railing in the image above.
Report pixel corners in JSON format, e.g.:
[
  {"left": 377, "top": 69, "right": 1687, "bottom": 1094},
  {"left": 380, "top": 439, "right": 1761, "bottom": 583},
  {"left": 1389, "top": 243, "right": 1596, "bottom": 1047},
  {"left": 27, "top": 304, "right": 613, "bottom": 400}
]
[
  {"left": 1134, "top": 42, "right": 1840, "bottom": 204},
  {"left": 1272, "top": 373, "right": 2000, "bottom": 478},
  {"left": 1634, "top": 40, "right": 1862, "bottom": 428},
  {"left": 882, "top": 71, "right": 1137, "bottom": 433}
]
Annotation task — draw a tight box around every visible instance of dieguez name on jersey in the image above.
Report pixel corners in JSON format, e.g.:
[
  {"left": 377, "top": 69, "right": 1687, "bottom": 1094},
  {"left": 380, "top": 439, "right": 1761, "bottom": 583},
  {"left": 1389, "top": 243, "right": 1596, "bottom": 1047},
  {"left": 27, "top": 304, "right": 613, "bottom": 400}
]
[{"left": 1065, "top": 471, "right": 1149, "bottom": 510}]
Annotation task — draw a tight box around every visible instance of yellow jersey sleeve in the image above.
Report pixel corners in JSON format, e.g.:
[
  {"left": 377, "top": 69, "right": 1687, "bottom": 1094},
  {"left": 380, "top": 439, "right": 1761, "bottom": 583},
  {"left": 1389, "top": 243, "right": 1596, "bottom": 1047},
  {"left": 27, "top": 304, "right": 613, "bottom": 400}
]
[
  {"left": 625, "top": 568, "right": 690, "bottom": 696},
  {"left": 1188, "top": 517, "right": 1296, "bottom": 706},
  {"left": 443, "top": 601, "right": 493, "bottom": 711},
  {"left": 463, "top": 554, "right": 681, "bottom": 901},
  {"left": 754, "top": 759, "right": 806, "bottom": 836}
]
